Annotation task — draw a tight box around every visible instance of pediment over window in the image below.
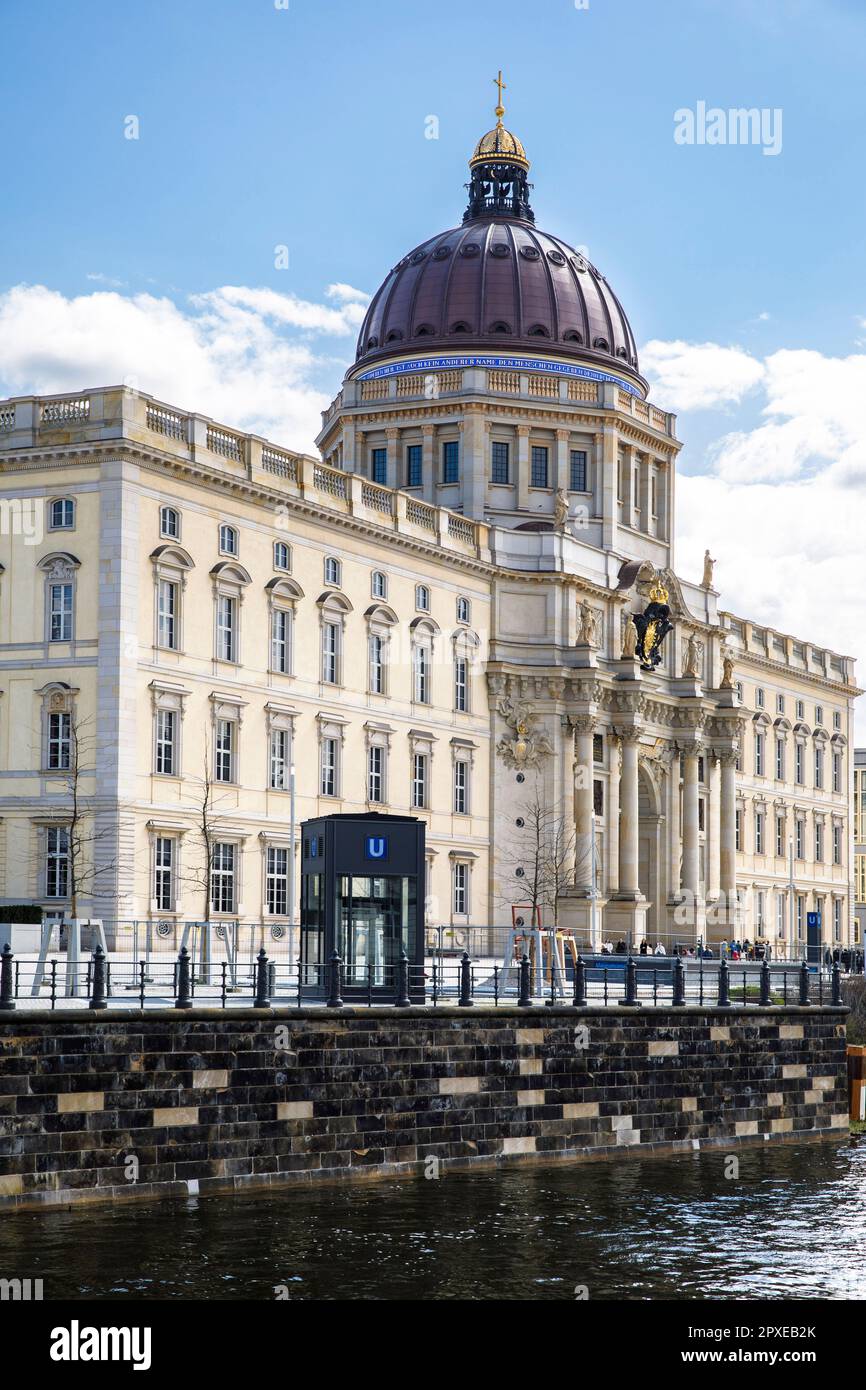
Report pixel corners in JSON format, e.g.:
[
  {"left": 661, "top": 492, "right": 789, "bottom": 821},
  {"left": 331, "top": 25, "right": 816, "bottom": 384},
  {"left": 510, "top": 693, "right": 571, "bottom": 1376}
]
[
  {"left": 364, "top": 603, "right": 398, "bottom": 625},
  {"left": 265, "top": 576, "right": 304, "bottom": 601},
  {"left": 773, "top": 716, "right": 792, "bottom": 731},
  {"left": 409, "top": 615, "right": 441, "bottom": 636},
  {"left": 38, "top": 550, "right": 80, "bottom": 579},
  {"left": 316, "top": 590, "right": 353, "bottom": 613},
  {"left": 210, "top": 561, "right": 252, "bottom": 586},
  {"left": 151, "top": 544, "right": 195, "bottom": 570}
]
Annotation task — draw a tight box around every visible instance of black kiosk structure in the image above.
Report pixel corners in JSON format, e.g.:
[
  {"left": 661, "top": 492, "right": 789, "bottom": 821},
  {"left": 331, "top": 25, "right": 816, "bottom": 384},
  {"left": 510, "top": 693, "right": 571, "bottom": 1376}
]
[{"left": 300, "top": 813, "right": 426, "bottom": 1002}]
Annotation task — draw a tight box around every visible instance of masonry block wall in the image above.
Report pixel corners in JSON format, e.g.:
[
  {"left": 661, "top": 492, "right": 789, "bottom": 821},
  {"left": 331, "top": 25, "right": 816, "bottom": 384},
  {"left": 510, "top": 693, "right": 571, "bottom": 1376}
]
[{"left": 0, "top": 1006, "right": 850, "bottom": 1211}]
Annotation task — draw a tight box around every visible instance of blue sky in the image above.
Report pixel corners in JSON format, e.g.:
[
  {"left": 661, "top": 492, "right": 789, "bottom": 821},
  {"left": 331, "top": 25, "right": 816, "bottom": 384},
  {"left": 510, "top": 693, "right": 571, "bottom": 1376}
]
[{"left": 1, "top": 0, "right": 865, "bottom": 714}]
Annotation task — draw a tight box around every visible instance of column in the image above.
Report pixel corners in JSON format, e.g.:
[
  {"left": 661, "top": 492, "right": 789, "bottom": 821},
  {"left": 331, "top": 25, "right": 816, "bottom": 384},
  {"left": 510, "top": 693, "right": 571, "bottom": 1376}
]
[
  {"left": 385, "top": 427, "right": 399, "bottom": 491},
  {"left": 516, "top": 425, "right": 531, "bottom": 511},
  {"left": 681, "top": 745, "right": 700, "bottom": 902},
  {"left": 573, "top": 717, "right": 595, "bottom": 894},
  {"left": 706, "top": 752, "right": 721, "bottom": 901},
  {"left": 607, "top": 734, "right": 620, "bottom": 896},
  {"left": 555, "top": 428, "right": 570, "bottom": 495},
  {"left": 616, "top": 728, "right": 641, "bottom": 899},
  {"left": 719, "top": 752, "right": 738, "bottom": 910},
  {"left": 421, "top": 425, "right": 435, "bottom": 503},
  {"left": 667, "top": 745, "right": 682, "bottom": 902}
]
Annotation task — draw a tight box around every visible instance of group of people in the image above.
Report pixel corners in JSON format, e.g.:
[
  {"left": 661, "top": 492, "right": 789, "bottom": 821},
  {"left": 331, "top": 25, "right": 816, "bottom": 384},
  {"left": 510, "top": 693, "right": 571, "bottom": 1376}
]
[{"left": 719, "top": 939, "right": 766, "bottom": 962}]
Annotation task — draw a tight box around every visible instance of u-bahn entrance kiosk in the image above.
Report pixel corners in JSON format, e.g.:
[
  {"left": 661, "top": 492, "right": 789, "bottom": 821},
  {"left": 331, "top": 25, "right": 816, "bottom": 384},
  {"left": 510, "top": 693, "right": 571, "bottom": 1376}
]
[{"left": 300, "top": 813, "right": 425, "bottom": 1001}]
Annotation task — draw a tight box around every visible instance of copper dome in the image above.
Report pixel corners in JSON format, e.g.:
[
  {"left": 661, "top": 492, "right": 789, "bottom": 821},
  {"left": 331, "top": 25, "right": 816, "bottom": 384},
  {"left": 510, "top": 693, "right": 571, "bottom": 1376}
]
[{"left": 354, "top": 220, "right": 639, "bottom": 378}]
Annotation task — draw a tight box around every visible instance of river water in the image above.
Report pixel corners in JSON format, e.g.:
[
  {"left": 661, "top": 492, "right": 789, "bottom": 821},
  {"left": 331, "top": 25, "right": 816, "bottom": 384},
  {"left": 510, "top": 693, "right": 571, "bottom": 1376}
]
[{"left": 2, "top": 1138, "right": 864, "bottom": 1300}]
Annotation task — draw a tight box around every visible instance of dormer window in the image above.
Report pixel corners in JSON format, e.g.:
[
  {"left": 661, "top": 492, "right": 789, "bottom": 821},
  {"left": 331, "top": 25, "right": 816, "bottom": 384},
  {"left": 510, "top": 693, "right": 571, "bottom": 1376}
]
[
  {"left": 219, "top": 524, "right": 238, "bottom": 557},
  {"left": 49, "top": 498, "right": 75, "bottom": 530},
  {"left": 160, "top": 506, "right": 180, "bottom": 540}
]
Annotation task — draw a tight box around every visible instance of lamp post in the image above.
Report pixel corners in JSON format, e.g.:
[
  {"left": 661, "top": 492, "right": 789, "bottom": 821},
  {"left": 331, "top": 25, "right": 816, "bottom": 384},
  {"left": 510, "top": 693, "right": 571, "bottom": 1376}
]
[
  {"left": 590, "top": 814, "right": 598, "bottom": 954},
  {"left": 288, "top": 761, "right": 296, "bottom": 966},
  {"left": 788, "top": 836, "right": 796, "bottom": 960}
]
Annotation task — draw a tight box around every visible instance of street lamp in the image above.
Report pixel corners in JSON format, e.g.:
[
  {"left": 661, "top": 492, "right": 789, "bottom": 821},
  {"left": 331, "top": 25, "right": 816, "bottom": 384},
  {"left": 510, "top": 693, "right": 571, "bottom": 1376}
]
[{"left": 288, "top": 761, "right": 296, "bottom": 966}]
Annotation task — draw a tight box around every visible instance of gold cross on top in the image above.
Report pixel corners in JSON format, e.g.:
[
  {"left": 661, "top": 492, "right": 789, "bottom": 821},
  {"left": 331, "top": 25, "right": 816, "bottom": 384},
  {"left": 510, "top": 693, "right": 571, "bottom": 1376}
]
[{"left": 494, "top": 69, "right": 506, "bottom": 122}]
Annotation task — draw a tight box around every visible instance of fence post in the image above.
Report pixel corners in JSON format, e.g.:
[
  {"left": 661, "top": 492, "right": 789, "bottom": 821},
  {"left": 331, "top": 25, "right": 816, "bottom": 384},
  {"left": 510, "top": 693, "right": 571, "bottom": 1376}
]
[
  {"left": 326, "top": 951, "right": 344, "bottom": 1009},
  {"left": 799, "top": 959, "right": 810, "bottom": 1005},
  {"left": 517, "top": 953, "right": 532, "bottom": 1008},
  {"left": 394, "top": 950, "right": 411, "bottom": 1008},
  {"left": 624, "top": 956, "right": 637, "bottom": 1006},
  {"left": 672, "top": 954, "right": 685, "bottom": 1007},
  {"left": 717, "top": 957, "right": 730, "bottom": 1008},
  {"left": 175, "top": 946, "right": 193, "bottom": 1010},
  {"left": 89, "top": 944, "right": 108, "bottom": 1011},
  {"left": 760, "top": 958, "right": 771, "bottom": 1006},
  {"left": 0, "top": 943, "right": 15, "bottom": 1012},
  {"left": 254, "top": 947, "right": 270, "bottom": 1008},
  {"left": 458, "top": 951, "right": 473, "bottom": 1007},
  {"left": 573, "top": 954, "right": 587, "bottom": 1007},
  {"left": 831, "top": 961, "right": 842, "bottom": 1006}
]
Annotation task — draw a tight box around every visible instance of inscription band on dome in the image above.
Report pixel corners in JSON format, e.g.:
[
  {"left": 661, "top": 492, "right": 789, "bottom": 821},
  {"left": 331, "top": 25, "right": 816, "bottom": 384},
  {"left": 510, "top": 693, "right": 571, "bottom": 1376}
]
[{"left": 355, "top": 355, "right": 642, "bottom": 396}]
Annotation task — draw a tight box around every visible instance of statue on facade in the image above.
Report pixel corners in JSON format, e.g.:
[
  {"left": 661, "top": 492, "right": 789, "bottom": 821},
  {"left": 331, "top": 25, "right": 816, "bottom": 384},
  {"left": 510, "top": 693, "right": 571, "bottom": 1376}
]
[
  {"left": 702, "top": 549, "right": 715, "bottom": 589},
  {"left": 553, "top": 488, "right": 570, "bottom": 529},
  {"left": 621, "top": 611, "right": 638, "bottom": 659},
  {"left": 682, "top": 633, "right": 703, "bottom": 679},
  {"left": 720, "top": 648, "right": 735, "bottom": 689},
  {"left": 577, "top": 599, "right": 600, "bottom": 647}
]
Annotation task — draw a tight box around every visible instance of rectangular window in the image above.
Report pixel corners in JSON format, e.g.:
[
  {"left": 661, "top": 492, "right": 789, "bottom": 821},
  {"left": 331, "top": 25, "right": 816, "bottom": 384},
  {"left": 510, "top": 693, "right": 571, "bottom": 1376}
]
[
  {"left": 833, "top": 823, "right": 842, "bottom": 866},
  {"left": 371, "top": 447, "right": 387, "bottom": 485},
  {"left": 369, "top": 633, "right": 385, "bottom": 694},
  {"left": 454, "top": 655, "right": 468, "bottom": 712},
  {"left": 491, "top": 441, "right": 509, "bottom": 485},
  {"left": 777, "top": 694, "right": 785, "bottom": 715},
  {"left": 777, "top": 892, "right": 786, "bottom": 937},
  {"left": 155, "top": 709, "right": 176, "bottom": 776},
  {"left": 412, "top": 752, "right": 428, "bottom": 809},
  {"left": 796, "top": 819, "right": 804, "bottom": 859},
  {"left": 832, "top": 752, "right": 841, "bottom": 793},
  {"left": 776, "top": 815, "right": 785, "bottom": 858},
  {"left": 414, "top": 643, "right": 430, "bottom": 704},
  {"left": 442, "top": 440, "right": 459, "bottom": 484},
  {"left": 271, "top": 609, "right": 291, "bottom": 674},
  {"left": 320, "top": 737, "right": 338, "bottom": 797},
  {"left": 453, "top": 862, "right": 468, "bottom": 915},
  {"left": 530, "top": 445, "right": 549, "bottom": 489},
  {"left": 453, "top": 760, "right": 469, "bottom": 815},
  {"left": 756, "top": 890, "right": 765, "bottom": 931},
  {"left": 46, "top": 826, "right": 69, "bottom": 898},
  {"left": 754, "top": 733, "right": 764, "bottom": 777},
  {"left": 797, "top": 895, "right": 804, "bottom": 940},
  {"left": 650, "top": 474, "right": 657, "bottom": 516},
  {"left": 269, "top": 728, "right": 289, "bottom": 790},
  {"left": 154, "top": 836, "right": 174, "bottom": 911},
  {"left": 49, "top": 583, "right": 73, "bottom": 642},
  {"left": 795, "top": 744, "right": 804, "bottom": 785},
  {"left": 815, "top": 746, "right": 824, "bottom": 790},
  {"left": 216, "top": 594, "right": 236, "bottom": 662},
  {"left": 157, "top": 579, "right": 178, "bottom": 650},
  {"left": 593, "top": 779, "right": 604, "bottom": 817},
  {"left": 322, "top": 622, "right": 340, "bottom": 684},
  {"left": 368, "top": 745, "right": 384, "bottom": 803},
  {"left": 834, "top": 898, "right": 842, "bottom": 942},
  {"left": 755, "top": 811, "right": 764, "bottom": 854},
  {"left": 215, "top": 719, "right": 235, "bottom": 783},
  {"left": 815, "top": 822, "right": 823, "bottom": 862},
  {"left": 210, "top": 842, "right": 236, "bottom": 914},
  {"left": 735, "top": 808, "right": 742, "bottom": 852},
  {"left": 775, "top": 737, "right": 785, "bottom": 780},
  {"left": 406, "top": 444, "right": 422, "bottom": 488},
  {"left": 569, "top": 449, "right": 587, "bottom": 492},
  {"left": 266, "top": 846, "right": 289, "bottom": 916},
  {"left": 47, "top": 711, "right": 71, "bottom": 770}
]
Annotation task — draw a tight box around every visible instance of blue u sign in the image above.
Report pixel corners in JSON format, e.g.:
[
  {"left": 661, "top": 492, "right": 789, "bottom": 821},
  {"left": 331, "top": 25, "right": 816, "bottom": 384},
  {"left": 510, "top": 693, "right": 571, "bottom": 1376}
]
[
  {"left": 365, "top": 835, "right": 388, "bottom": 861},
  {"left": 807, "top": 912, "right": 820, "bottom": 929}
]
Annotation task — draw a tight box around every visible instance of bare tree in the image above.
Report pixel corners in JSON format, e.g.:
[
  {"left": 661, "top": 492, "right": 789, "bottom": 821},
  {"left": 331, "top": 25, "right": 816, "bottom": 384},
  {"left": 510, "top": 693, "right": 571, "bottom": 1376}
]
[
  {"left": 59, "top": 713, "right": 122, "bottom": 921},
  {"left": 497, "top": 774, "right": 576, "bottom": 929},
  {"left": 175, "top": 733, "right": 234, "bottom": 982}
]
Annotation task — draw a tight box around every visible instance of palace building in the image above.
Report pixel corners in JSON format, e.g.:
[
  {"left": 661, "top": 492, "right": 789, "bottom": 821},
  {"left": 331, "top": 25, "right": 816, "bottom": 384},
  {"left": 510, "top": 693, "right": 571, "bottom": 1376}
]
[{"left": 0, "top": 89, "right": 859, "bottom": 953}]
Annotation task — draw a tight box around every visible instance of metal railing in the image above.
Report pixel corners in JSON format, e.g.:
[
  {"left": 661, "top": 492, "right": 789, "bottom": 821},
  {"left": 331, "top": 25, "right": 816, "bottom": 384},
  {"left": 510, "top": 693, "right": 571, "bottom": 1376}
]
[{"left": 0, "top": 942, "right": 845, "bottom": 1013}]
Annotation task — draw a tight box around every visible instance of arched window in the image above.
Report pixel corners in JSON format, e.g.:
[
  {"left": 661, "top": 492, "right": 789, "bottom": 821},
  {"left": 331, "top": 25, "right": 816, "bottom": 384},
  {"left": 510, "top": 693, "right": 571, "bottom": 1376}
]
[
  {"left": 324, "top": 555, "right": 341, "bottom": 587},
  {"left": 38, "top": 552, "right": 80, "bottom": 644},
  {"left": 150, "top": 544, "right": 195, "bottom": 653},
  {"left": 160, "top": 506, "right": 180, "bottom": 540},
  {"left": 219, "top": 523, "right": 238, "bottom": 557},
  {"left": 456, "top": 596, "right": 471, "bottom": 624},
  {"left": 273, "top": 541, "right": 292, "bottom": 572},
  {"left": 371, "top": 570, "right": 387, "bottom": 600},
  {"left": 318, "top": 591, "right": 352, "bottom": 686},
  {"left": 49, "top": 498, "right": 75, "bottom": 530},
  {"left": 415, "top": 583, "right": 430, "bottom": 612}
]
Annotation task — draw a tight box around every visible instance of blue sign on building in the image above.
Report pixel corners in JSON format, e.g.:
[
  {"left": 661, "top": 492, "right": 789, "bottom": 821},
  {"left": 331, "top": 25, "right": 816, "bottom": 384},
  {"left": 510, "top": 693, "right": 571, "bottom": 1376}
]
[
  {"left": 365, "top": 835, "right": 388, "bottom": 861},
  {"left": 807, "top": 911, "right": 821, "bottom": 928}
]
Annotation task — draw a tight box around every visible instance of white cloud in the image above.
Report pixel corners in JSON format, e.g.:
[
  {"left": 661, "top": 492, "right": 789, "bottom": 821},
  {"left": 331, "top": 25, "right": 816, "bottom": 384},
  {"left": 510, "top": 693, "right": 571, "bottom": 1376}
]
[
  {"left": 326, "top": 283, "right": 371, "bottom": 305},
  {"left": 641, "top": 338, "right": 765, "bottom": 410},
  {"left": 0, "top": 281, "right": 366, "bottom": 451}
]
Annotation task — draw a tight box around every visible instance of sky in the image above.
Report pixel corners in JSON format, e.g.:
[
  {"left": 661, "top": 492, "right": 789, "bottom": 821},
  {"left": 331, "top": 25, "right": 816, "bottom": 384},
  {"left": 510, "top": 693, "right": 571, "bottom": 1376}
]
[{"left": 1, "top": 0, "right": 864, "bottom": 726}]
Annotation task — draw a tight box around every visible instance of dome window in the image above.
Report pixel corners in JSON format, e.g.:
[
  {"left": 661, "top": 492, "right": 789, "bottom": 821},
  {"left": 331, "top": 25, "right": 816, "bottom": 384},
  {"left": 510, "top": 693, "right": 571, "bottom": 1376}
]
[
  {"left": 546, "top": 249, "right": 566, "bottom": 266},
  {"left": 488, "top": 321, "right": 512, "bottom": 334},
  {"left": 563, "top": 330, "right": 582, "bottom": 343},
  {"left": 433, "top": 245, "right": 452, "bottom": 260},
  {"left": 616, "top": 346, "right": 628, "bottom": 359},
  {"left": 450, "top": 321, "right": 472, "bottom": 333},
  {"left": 366, "top": 336, "right": 378, "bottom": 350},
  {"left": 386, "top": 330, "right": 403, "bottom": 343},
  {"left": 460, "top": 242, "right": 480, "bottom": 257},
  {"left": 415, "top": 324, "right": 436, "bottom": 337},
  {"left": 571, "top": 256, "right": 589, "bottom": 273},
  {"left": 411, "top": 250, "right": 427, "bottom": 264},
  {"left": 489, "top": 243, "right": 510, "bottom": 258},
  {"left": 593, "top": 336, "right": 610, "bottom": 351},
  {"left": 527, "top": 324, "right": 550, "bottom": 337},
  {"left": 519, "top": 245, "right": 540, "bottom": 260}
]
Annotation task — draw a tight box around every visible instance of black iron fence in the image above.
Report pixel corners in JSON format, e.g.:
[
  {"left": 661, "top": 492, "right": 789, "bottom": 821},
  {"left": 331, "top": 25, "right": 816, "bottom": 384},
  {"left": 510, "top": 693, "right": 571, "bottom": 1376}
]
[{"left": 0, "top": 942, "right": 845, "bottom": 1012}]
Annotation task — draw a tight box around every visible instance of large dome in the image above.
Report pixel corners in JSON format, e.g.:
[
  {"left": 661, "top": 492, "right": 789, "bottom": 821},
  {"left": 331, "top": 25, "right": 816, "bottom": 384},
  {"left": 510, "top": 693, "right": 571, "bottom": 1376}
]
[
  {"left": 354, "top": 220, "right": 639, "bottom": 376},
  {"left": 354, "top": 92, "right": 640, "bottom": 382}
]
